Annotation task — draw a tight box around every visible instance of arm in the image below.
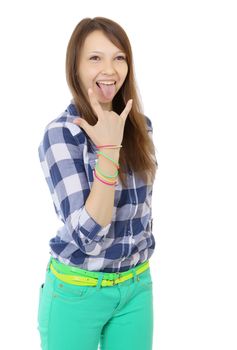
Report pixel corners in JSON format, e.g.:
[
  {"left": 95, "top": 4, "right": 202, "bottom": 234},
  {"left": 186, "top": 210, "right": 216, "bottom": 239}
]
[
  {"left": 41, "top": 123, "right": 116, "bottom": 256},
  {"left": 85, "top": 147, "right": 120, "bottom": 227}
]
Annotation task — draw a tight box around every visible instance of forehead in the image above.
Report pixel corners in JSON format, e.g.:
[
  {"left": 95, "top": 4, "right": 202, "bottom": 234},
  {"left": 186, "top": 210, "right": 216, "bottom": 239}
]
[{"left": 82, "top": 30, "right": 123, "bottom": 53}]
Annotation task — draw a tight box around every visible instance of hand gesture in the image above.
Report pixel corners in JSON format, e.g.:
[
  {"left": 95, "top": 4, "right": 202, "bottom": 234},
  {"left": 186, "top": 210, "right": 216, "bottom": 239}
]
[{"left": 73, "top": 88, "right": 133, "bottom": 146}]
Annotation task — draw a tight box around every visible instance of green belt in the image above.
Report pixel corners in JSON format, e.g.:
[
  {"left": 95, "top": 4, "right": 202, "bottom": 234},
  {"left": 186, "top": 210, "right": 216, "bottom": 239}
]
[{"left": 49, "top": 257, "right": 150, "bottom": 287}]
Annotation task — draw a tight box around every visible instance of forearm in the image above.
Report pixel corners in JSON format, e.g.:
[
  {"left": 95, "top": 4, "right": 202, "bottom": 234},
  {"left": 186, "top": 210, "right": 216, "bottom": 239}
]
[{"left": 85, "top": 149, "right": 120, "bottom": 227}]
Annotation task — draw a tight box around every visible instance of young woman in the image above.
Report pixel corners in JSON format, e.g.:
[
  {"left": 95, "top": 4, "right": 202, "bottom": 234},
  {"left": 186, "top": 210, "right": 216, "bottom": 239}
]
[{"left": 37, "top": 17, "right": 158, "bottom": 350}]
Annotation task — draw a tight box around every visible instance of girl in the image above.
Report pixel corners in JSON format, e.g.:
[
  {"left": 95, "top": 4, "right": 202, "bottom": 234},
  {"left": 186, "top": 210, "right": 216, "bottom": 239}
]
[{"left": 37, "top": 17, "right": 158, "bottom": 350}]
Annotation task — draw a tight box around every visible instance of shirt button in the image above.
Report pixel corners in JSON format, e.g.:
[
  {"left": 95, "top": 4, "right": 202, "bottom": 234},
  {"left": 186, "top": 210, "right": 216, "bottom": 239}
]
[{"left": 85, "top": 238, "right": 89, "bottom": 243}]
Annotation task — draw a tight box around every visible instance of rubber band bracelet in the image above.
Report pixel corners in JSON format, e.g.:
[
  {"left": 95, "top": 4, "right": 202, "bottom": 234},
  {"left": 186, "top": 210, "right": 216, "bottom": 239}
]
[
  {"left": 95, "top": 163, "right": 118, "bottom": 179},
  {"left": 94, "top": 168, "right": 118, "bottom": 183},
  {"left": 96, "top": 151, "right": 119, "bottom": 169},
  {"left": 94, "top": 169, "right": 117, "bottom": 184},
  {"left": 94, "top": 170, "right": 117, "bottom": 186},
  {"left": 96, "top": 144, "right": 122, "bottom": 149},
  {"left": 94, "top": 169, "right": 117, "bottom": 185}
]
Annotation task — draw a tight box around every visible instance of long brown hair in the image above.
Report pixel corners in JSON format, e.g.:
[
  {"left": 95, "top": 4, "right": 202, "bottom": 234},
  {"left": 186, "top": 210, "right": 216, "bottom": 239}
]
[{"left": 66, "top": 17, "right": 158, "bottom": 188}]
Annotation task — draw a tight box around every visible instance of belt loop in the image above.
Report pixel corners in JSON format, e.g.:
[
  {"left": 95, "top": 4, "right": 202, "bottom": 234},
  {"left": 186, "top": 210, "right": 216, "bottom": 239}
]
[
  {"left": 131, "top": 267, "right": 138, "bottom": 284},
  {"left": 96, "top": 273, "right": 104, "bottom": 290}
]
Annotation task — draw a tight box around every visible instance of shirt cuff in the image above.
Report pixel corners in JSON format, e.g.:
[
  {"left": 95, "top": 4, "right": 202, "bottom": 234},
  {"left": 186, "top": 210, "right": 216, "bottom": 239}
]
[{"left": 77, "top": 206, "right": 111, "bottom": 244}]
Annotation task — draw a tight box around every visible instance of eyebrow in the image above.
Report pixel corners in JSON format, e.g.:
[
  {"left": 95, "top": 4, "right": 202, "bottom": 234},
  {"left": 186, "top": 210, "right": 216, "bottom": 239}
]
[{"left": 88, "top": 50, "right": 126, "bottom": 55}]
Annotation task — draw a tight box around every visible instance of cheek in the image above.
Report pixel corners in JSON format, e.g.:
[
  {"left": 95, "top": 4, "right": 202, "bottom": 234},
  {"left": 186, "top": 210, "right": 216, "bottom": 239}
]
[
  {"left": 79, "top": 73, "right": 96, "bottom": 92},
  {"left": 121, "top": 62, "right": 128, "bottom": 76},
  {"left": 118, "top": 66, "right": 128, "bottom": 84},
  {"left": 78, "top": 63, "right": 98, "bottom": 85}
]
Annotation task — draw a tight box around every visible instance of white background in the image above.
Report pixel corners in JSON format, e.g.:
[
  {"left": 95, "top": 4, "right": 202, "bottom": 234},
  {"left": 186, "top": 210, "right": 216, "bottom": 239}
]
[{"left": 0, "top": 0, "right": 236, "bottom": 349}]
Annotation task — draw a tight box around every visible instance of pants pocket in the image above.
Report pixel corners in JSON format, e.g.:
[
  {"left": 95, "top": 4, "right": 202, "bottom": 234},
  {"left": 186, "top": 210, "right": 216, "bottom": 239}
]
[{"left": 52, "top": 275, "right": 97, "bottom": 303}]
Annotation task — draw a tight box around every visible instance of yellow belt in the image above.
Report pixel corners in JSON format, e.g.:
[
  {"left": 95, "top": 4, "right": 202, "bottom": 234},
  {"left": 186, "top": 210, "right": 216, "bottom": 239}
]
[{"left": 49, "top": 260, "right": 149, "bottom": 287}]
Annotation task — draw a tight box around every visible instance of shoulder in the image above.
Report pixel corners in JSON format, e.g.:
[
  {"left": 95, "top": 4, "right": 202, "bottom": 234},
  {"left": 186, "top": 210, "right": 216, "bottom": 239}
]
[{"left": 42, "top": 102, "right": 86, "bottom": 147}]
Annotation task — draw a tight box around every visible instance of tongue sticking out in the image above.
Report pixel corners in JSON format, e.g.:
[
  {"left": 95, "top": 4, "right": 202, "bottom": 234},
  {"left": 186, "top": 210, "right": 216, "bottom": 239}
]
[{"left": 97, "top": 83, "right": 116, "bottom": 100}]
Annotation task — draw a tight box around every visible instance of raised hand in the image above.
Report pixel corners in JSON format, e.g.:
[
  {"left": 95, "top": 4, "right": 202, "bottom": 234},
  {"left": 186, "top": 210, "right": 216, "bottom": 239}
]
[{"left": 73, "top": 88, "right": 133, "bottom": 146}]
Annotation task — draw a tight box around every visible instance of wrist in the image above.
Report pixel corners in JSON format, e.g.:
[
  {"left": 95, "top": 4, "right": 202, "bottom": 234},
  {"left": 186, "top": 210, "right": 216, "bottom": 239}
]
[{"left": 98, "top": 148, "right": 120, "bottom": 162}]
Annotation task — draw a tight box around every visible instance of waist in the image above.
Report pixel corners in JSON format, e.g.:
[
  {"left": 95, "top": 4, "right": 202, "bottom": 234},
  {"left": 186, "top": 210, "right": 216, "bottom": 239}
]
[{"left": 49, "top": 257, "right": 150, "bottom": 287}]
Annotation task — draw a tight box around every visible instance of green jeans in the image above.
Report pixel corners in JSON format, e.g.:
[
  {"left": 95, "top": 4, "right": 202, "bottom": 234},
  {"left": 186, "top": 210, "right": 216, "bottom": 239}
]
[{"left": 37, "top": 260, "right": 154, "bottom": 350}]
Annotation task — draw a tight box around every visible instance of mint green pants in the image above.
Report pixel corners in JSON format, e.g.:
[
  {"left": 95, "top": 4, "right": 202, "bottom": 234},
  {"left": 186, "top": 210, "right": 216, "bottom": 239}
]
[{"left": 37, "top": 261, "right": 154, "bottom": 350}]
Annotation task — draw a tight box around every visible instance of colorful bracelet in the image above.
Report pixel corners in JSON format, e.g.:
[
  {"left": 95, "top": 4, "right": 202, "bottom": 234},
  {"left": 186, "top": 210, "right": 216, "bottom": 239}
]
[
  {"left": 93, "top": 148, "right": 120, "bottom": 186},
  {"left": 96, "top": 151, "right": 119, "bottom": 169},
  {"left": 93, "top": 170, "right": 117, "bottom": 186},
  {"left": 94, "top": 169, "right": 117, "bottom": 184},
  {"left": 95, "top": 163, "right": 118, "bottom": 179},
  {"left": 96, "top": 144, "right": 122, "bottom": 149}
]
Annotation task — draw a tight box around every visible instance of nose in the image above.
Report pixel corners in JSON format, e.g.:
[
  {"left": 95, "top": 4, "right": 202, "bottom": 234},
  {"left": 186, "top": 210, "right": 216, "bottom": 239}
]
[{"left": 101, "top": 59, "right": 116, "bottom": 75}]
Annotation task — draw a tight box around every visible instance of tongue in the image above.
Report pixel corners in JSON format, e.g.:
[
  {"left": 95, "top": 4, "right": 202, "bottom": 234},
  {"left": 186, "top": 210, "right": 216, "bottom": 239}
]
[{"left": 98, "top": 83, "right": 116, "bottom": 99}]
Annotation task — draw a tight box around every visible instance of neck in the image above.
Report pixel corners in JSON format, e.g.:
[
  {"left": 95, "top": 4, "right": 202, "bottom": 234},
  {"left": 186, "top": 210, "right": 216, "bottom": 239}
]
[{"left": 100, "top": 102, "right": 112, "bottom": 111}]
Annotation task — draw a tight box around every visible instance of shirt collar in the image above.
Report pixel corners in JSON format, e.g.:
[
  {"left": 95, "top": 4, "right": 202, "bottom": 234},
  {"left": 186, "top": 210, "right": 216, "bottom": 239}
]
[{"left": 67, "top": 99, "right": 79, "bottom": 116}]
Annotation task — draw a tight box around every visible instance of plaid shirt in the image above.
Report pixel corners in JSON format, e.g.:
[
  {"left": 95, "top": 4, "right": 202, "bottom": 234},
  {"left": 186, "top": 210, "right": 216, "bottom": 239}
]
[{"left": 38, "top": 101, "right": 157, "bottom": 273}]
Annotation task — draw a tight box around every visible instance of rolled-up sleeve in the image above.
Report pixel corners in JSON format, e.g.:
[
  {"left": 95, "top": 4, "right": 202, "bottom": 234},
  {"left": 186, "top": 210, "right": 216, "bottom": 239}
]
[{"left": 39, "top": 121, "right": 111, "bottom": 255}]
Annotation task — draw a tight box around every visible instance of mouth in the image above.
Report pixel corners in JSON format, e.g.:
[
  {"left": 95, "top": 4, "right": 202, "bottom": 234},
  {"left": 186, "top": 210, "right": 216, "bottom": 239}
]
[
  {"left": 96, "top": 80, "right": 116, "bottom": 88},
  {"left": 95, "top": 80, "right": 117, "bottom": 100}
]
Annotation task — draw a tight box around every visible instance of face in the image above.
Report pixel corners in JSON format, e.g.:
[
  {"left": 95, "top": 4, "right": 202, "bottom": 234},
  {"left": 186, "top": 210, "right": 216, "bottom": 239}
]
[{"left": 77, "top": 30, "right": 128, "bottom": 111}]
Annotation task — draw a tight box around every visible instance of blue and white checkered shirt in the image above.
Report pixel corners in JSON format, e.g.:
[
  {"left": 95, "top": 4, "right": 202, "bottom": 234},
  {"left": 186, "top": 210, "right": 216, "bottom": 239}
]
[{"left": 38, "top": 101, "right": 157, "bottom": 272}]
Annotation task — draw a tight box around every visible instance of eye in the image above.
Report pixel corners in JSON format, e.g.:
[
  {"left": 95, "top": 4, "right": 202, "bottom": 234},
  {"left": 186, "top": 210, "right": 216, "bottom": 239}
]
[
  {"left": 116, "top": 55, "right": 126, "bottom": 61},
  {"left": 89, "top": 56, "right": 100, "bottom": 61}
]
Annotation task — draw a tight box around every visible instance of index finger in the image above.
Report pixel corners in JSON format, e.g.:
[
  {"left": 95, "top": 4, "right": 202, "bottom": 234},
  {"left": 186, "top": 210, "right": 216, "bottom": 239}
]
[
  {"left": 87, "top": 88, "right": 104, "bottom": 118},
  {"left": 120, "top": 99, "right": 133, "bottom": 121}
]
